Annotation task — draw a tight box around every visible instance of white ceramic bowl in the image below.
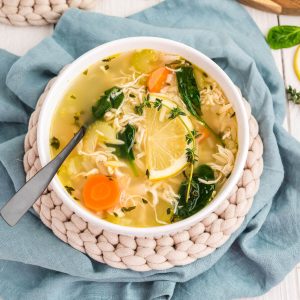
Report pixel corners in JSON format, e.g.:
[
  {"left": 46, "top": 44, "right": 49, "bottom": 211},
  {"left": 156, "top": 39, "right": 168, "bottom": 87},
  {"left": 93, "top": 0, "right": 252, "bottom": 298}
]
[{"left": 38, "top": 37, "right": 249, "bottom": 237}]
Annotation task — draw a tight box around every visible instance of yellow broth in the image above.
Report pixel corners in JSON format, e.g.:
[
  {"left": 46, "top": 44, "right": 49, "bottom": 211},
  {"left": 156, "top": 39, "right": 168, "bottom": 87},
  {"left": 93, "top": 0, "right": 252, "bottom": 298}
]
[{"left": 50, "top": 49, "right": 238, "bottom": 227}]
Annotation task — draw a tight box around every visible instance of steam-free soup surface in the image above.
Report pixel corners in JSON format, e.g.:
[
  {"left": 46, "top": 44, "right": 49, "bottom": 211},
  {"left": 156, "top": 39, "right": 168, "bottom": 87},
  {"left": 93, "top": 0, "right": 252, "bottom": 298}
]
[{"left": 50, "top": 49, "right": 238, "bottom": 227}]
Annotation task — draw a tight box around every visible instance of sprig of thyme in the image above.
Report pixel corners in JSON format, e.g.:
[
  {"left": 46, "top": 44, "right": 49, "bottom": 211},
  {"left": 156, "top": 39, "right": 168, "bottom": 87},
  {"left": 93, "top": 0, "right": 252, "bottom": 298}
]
[
  {"left": 153, "top": 98, "right": 163, "bottom": 111},
  {"left": 186, "top": 148, "right": 198, "bottom": 164},
  {"left": 134, "top": 103, "right": 144, "bottom": 115},
  {"left": 185, "top": 130, "right": 200, "bottom": 144},
  {"left": 169, "top": 107, "right": 186, "bottom": 119},
  {"left": 287, "top": 85, "right": 300, "bottom": 104},
  {"left": 144, "top": 94, "right": 151, "bottom": 108}
]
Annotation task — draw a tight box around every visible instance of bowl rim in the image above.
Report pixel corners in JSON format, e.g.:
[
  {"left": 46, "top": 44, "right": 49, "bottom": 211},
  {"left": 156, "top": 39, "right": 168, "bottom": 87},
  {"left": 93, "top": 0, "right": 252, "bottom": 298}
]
[{"left": 37, "top": 36, "right": 249, "bottom": 237}]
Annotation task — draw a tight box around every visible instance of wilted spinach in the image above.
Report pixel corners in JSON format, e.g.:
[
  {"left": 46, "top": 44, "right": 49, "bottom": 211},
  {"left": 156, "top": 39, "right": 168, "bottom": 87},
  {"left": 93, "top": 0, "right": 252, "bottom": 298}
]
[
  {"left": 92, "top": 87, "right": 124, "bottom": 119},
  {"left": 266, "top": 25, "right": 300, "bottom": 49},
  {"left": 113, "top": 124, "right": 138, "bottom": 175},
  {"left": 176, "top": 66, "right": 201, "bottom": 118},
  {"left": 173, "top": 165, "right": 215, "bottom": 221}
]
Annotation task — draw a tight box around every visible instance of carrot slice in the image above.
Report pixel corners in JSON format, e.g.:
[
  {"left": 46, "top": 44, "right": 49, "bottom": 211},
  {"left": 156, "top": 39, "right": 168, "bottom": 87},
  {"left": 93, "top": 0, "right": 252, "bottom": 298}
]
[
  {"left": 82, "top": 175, "right": 119, "bottom": 211},
  {"left": 147, "top": 67, "right": 170, "bottom": 93},
  {"left": 197, "top": 128, "right": 210, "bottom": 143}
]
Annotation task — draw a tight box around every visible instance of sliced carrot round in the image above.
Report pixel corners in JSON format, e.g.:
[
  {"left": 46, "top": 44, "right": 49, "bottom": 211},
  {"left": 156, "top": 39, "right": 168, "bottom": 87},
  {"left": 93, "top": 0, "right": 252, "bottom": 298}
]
[
  {"left": 82, "top": 175, "right": 119, "bottom": 211},
  {"left": 147, "top": 67, "right": 170, "bottom": 93}
]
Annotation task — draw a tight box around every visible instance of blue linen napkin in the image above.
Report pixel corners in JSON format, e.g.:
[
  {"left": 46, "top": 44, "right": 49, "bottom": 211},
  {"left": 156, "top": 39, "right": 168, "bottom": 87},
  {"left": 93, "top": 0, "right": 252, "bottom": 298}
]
[{"left": 1, "top": 0, "right": 300, "bottom": 299}]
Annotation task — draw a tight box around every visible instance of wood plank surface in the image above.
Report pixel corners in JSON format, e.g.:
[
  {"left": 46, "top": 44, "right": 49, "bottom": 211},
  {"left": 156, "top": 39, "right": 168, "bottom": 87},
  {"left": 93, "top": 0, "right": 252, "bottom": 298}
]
[{"left": 239, "top": 0, "right": 300, "bottom": 15}]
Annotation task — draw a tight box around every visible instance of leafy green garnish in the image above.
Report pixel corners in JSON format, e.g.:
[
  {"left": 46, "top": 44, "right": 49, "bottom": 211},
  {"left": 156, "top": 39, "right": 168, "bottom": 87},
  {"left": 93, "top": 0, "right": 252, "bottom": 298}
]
[
  {"left": 173, "top": 165, "right": 215, "bottom": 221},
  {"left": 168, "top": 107, "right": 186, "bottom": 119},
  {"left": 176, "top": 65, "right": 223, "bottom": 144},
  {"left": 266, "top": 25, "right": 300, "bottom": 49},
  {"left": 153, "top": 98, "right": 163, "bottom": 111},
  {"left": 50, "top": 137, "right": 60, "bottom": 150},
  {"left": 134, "top": 104, "right": 144, "bottom": 116},
  {"left": 287, "top": 85, "right": 300, "bottom": 104},
  {"left": 92, "top": 87, "right": 124, "bottom": 120},
  {"left": 65, "top": 185, "right": 75, "bottom": 195},
  {"left": 186, "top": 147, "right": 198, "bottom": 164},
  {"left": 116, "top": 124, "right": 136, "bottom": 160},
  {"left": 185, "top": 130, "right": 199, "bottom": 145},
  {"left": 121, "top": 206, "right": 136, "bottom": 213},
  {"left": 176, "top": 66, "right": 201, "bottom": 118},
  {"left": 144, "top": 94, "right": 151, "bottom": 108},
  {"left": 113, "top": 124, "right": 138, "bottom": 175}
]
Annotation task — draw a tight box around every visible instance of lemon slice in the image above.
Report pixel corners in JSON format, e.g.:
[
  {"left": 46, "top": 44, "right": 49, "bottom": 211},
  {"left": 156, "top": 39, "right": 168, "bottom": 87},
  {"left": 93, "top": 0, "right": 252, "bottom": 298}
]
[
  {"left": 145, "top": 94, "right": 194, "bottom": 180},
  {"left": 294, "top": 45, "right": 300, "bottom": 81}
]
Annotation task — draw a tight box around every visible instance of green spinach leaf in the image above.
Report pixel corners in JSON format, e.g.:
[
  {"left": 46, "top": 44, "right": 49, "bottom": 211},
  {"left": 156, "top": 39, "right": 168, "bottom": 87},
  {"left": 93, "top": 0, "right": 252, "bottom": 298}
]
[
  {"left": 116, "top": 124, "right": 136, "bottom": 161},
  {"left": 112, "top": 124, "right": 138, "bottom": 176},
  {"left": 176, "top": 66, "right": 201, "bottom": 118},
  {"left": 92, "top": 87, "right": 124, "bottom": 119},
  {"left": 173, "top": 165, "right": 215, "bottom": 221},
  {"left": 176, "top": 65, "right": 223, "bottom": 144},
  {"left": 267, "top": 25, "right": 300, "bottom": 49}
]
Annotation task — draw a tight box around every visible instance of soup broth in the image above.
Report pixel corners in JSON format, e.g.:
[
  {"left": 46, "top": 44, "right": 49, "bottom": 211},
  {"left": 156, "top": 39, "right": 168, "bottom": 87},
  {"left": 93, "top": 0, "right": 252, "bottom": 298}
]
[{"left": 50, "top": 49, "right": 238, "bottom": 227}]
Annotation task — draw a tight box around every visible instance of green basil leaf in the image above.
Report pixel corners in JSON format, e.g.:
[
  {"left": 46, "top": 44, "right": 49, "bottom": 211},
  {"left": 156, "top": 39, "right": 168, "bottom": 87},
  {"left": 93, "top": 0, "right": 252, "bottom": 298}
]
[{"left": 266, "top": 25, "right": 300, "bottom": 49}]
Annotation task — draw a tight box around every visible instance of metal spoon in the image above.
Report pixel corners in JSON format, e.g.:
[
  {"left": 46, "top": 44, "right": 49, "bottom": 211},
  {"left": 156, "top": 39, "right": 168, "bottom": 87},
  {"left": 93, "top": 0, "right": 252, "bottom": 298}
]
[{"left": 0, "top": 127, "right": 86, "bottom": 226}]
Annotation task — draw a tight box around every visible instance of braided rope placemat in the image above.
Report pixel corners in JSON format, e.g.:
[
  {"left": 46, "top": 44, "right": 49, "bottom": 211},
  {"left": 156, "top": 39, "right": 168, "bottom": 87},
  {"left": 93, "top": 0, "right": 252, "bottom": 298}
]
[
  {"left": 23, "top": 74, "right": 263, "bottom": 271},
  {"left": 0, "top": 0, "right": 96, "bottom": 26}
]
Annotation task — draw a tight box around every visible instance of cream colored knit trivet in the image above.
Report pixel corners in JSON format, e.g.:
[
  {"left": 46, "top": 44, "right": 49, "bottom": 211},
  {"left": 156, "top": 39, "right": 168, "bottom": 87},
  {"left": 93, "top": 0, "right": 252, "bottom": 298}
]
[
  {"left": 0, "top": 0, "right": 96, "bottom": 26},
  {"left": 23, "top": 74, "right": 263, "bottom": 271}
]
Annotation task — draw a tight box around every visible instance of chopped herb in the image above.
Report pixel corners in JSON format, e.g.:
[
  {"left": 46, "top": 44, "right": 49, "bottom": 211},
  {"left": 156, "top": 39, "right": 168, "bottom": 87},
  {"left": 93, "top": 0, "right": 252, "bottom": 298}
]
[
  {"left": 129, "top": 93, "right": 136, "bottom": 98},
  {"left": 154, "top": 98, "right": 163, "bottom": 111},
  {"left": 102, "top": 57, "right": 113, "bottom": 62},
  {"left": 287, "top": 85, "right": 300, "bottom": 104},
  {"left": 121, "top": 206, "right": 136, "bottom": 213},
  {"left": 104, "top": 65, "right": 109, "bottom": 70},
  {"left": 166, "top": 208, "right": 171, "bottom": 215},
  {"left": 134, "top": 103, "right": 144, "bottom": 115},
  {"left": 50, "top": 136, "right": 60, "bottom": 150},
  {"left": 83, "top": 69, "right": 88, "bottom": 75},
  {"left": 142, "top": 198, "right": 148, "bottom": 204},
  {"left": 169, "top": 107, "right": 186, "bottom": 119},
  {"left": 73, "top": 112, "right": 81, "bottom": 126},
  {"left": 113, "top": 212, "right": 118, "bottom": 217},
  {"left": 186, "top": 148, "right": 198, "bottom": 164},
  {"left": 70, "top": 94, "right": 76, "bottom": 99},
  {"left": 106, "top": 175, "right": 113, "bottom": 181},
  {"left": 230, "top": 112, "right": 236, "bottom": 118},
  {"left": 65, "top": 186, "right": 75, "bottom": 195},
  {"left": 146, "top": 169, "right": 150, "bottom": 178},
  {"left": 185, "top": 130, "right": 199, "bottom": 144},
  {"left": 144, "top": 94, "right": 151, "bottom": 108}
]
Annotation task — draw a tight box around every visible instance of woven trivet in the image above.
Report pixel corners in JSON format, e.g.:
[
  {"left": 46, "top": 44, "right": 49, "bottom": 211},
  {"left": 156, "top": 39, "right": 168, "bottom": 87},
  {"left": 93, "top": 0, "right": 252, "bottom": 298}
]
[
  {"left": 0, "top": 0, "right": 96, "bottom": 26},
  {"left": 23, "top": 72, "right": 263, "bottom": 271}
]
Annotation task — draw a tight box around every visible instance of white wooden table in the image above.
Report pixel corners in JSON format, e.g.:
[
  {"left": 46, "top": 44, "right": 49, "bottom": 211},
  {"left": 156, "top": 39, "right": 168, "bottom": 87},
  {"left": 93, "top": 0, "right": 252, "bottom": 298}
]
[{"left": 0, "top": 1, "right": 299, "bottom": 299}]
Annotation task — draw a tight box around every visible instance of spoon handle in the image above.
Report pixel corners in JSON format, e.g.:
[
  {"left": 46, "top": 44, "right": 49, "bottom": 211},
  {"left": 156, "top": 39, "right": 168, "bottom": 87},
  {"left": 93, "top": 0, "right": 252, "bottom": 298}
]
[{"left": 0, "top": 127, "right": 86, "bottom": 226}]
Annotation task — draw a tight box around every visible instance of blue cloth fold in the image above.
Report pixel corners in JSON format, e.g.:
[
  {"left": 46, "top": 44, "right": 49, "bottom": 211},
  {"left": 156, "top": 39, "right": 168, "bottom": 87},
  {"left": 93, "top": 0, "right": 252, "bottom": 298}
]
[{"left": 0, "top": 0, "right": 299, "bottom": 299}]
